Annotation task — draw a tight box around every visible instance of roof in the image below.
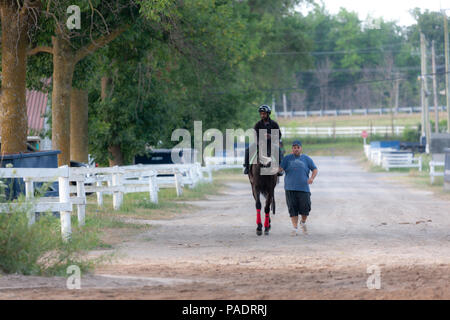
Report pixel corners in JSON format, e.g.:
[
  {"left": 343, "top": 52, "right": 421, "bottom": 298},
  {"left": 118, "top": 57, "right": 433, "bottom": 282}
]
[{"left": 26, "top": 89, "right": 49, "bottom": 134}]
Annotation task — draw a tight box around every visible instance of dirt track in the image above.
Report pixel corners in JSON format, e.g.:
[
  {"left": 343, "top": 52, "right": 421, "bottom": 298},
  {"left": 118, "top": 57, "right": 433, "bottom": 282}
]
[{"left": 1, "top": 156, "right": 449, "bottom": 299}]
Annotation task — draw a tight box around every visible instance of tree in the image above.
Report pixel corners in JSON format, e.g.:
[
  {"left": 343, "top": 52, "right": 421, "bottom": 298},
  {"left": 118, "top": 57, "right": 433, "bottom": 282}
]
[
  {"left": 0, "top": 0, "right": 40, "bottom": 154},
  {"left": 27, "top": 0, "right": 140, "bottom": 165}
]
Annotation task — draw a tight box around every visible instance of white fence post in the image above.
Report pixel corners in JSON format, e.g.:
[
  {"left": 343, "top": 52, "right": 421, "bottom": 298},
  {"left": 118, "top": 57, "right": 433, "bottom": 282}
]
[
  {"left": 207, "top": 166, "right": 213, "bottom": 183},
  {"left": 430, "top": 163, "right": 435, "bottom": 185},
  {"left": 24, "top": 177, "right": 35, "bottom": 226},
  {"left": 76, "top": 180, "right": 86, "bottom": 226},
  {"left": 58, "top": 165, "right": 71, "bottom": 241},
  {"left": 188, "top": 166, "right": 197, "bottom": 188},
  {"left": 112, "top": 166, "right": 123, "bottom": 210},
  {"left": 148, "top": 173, "right": 158, "bottom": 204},
  {"left": 175, "top": 171, "right": 183, "bottom": 196},
  {"left": 96, "top": 181, "right": 103, "bottom": 207}
]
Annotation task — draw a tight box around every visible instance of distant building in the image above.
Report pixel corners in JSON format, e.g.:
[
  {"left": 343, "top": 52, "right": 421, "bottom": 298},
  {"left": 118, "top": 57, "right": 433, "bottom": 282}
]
[{"left": 0, "top": 87, "right": 51, "bottom": 151}]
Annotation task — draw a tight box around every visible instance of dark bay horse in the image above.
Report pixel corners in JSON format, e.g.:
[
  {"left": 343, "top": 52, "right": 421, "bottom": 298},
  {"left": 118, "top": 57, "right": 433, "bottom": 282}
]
[{"left": 248, "top": 151, "right": 279, "bottom": 236}]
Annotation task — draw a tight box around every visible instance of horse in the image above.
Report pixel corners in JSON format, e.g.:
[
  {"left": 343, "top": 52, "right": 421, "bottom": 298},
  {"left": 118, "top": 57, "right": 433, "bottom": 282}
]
[{"left": 248, "top": 148, "right": 279, "bottom": 236}]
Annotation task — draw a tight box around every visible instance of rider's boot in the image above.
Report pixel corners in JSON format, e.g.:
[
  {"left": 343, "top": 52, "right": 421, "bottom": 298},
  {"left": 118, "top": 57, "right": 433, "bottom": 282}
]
[{"left": 243, "top": 165, "right": 249, "bottom": 175}]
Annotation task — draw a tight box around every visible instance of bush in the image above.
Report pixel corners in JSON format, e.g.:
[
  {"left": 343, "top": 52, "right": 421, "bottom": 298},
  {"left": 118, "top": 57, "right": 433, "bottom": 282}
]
[
  {"left": 402, "top": 124, "right": 421, "bottom": 142},
  {"left": 429, "top": 119, "right": 448, "bottom": 133},
  {"left": 0, "top": 180, "right": 98, "bottom": 276}
]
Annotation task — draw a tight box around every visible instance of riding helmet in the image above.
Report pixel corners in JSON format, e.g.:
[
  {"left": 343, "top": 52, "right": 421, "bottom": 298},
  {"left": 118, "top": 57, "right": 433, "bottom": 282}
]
[{"left": 258, "top": 105, "right": 271, "bottom": 115}]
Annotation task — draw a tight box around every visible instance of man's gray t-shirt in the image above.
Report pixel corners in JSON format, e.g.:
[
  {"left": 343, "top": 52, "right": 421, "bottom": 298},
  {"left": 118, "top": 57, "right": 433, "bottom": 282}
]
[{"left": 281, "top": 154, "right": 317, "bottom": 193}]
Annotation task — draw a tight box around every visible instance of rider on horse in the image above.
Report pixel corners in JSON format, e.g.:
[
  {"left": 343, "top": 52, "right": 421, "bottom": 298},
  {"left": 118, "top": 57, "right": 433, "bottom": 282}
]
[{"left": 243, "top": 105, "right": 284, "bottom": 176}]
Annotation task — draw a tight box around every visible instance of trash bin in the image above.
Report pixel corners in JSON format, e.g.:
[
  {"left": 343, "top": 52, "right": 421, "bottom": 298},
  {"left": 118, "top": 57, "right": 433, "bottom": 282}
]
[
  {"left": 0, "top": 150, "right": 61, "bottom": 200},
  {"left": 445, "top": 148, "right": 450, "bottom": 192},
  {"left": 370, "top": 141, "right": 400, "bottom": 150}
]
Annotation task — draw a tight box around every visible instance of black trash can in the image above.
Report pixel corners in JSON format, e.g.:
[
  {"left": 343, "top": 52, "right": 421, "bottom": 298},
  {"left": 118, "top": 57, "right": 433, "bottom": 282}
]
[
  {"left": 445, "top": 148, "right": 450, "bottom": 192},
  {"left": 0, "top": 150, "right": 61, "bottom": 200}
]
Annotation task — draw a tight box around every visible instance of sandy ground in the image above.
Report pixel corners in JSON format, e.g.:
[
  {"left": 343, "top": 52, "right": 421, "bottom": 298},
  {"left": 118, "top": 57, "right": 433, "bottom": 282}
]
[{"left": 1, "top": 156, "right": 449, "bottom": 300}]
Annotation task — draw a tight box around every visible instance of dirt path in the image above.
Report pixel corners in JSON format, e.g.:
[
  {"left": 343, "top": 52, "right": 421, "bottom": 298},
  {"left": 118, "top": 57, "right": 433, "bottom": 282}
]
[{"left": 1, "top": 156, "right": 449, "bottom": 299}]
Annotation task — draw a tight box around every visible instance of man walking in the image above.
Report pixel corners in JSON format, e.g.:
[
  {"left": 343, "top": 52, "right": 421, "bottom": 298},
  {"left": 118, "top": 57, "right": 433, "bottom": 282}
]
[{"left": 279, "top": 140, "right": 318, "bottom": 235}]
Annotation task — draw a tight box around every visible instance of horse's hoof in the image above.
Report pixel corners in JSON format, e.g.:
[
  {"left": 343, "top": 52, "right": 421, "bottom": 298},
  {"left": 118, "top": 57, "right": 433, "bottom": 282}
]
[
  {"left": 256, "top": 224, "right": 263, "bottom": 236},
  {"left": 264, "top": 229, "right": 270, "bottom": 236}
]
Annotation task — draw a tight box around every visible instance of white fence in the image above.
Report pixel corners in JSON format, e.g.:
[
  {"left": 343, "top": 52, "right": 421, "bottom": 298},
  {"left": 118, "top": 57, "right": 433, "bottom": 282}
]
[
  {"left": 276, "top": 106, "right": 447, "bottom": 118},
  {"left": 430, "top": 161, "right": 445, "bottom": 185},
  {"left": 0, "top": 162, "right": 226, "bottom": 241},
  {"left": 364, "top": 145, "right": 422, "bottom": 172},
  {"left": 281, "top": 126, "right": 412, "bottom": 138}
]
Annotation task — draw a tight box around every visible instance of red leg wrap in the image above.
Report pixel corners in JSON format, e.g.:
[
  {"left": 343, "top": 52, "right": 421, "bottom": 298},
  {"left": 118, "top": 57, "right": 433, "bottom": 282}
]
[
  {"left": 264, "top": 213, "right": 270, "bottom": 228},
  {"left": 256, "top": 210, "right": 262, "bottom": 225}
]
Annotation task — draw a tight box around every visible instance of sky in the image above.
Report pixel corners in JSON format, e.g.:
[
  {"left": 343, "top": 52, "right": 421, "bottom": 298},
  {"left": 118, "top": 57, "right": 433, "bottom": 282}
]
[{"left": 298, "top": 0, "right": 450, "bottom": 26}]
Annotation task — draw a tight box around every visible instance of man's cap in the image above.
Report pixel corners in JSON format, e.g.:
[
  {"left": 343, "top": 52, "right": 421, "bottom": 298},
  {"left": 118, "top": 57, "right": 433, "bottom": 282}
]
[{"left": 292, "top": 140, "right": 302, "bottom": 147}]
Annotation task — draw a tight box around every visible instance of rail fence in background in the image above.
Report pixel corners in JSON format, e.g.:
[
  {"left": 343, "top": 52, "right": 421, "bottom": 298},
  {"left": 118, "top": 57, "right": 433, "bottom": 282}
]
[{"left": 276, "top": 106, "right": 447, "bottom": 118}]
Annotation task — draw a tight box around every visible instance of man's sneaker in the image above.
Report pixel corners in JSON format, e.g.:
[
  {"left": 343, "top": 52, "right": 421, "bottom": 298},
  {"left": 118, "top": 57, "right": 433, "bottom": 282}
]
[
  {"left": 290, "top": 227, "right": 298, "bottom": 236},
  {"left": 299, "top": 222, "right": 308, "bottom": 234}
]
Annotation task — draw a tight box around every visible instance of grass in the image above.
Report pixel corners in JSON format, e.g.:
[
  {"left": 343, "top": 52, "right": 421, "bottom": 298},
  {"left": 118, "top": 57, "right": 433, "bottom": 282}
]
[
  {"left": 384, "top": 170, "right": 450, "bottom": 202},
  {"left": 0, "top": 174, "right": 230, "bottom": 277},
  {"left": 281, "top": 136, "right": 391, "bottom": 157},
  {"left": 357, "top": 147, "right": 450, "bottom": 199}
]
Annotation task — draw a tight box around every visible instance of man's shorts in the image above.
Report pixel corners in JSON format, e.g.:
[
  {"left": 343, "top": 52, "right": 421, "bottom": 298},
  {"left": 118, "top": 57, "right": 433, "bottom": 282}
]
[{"left": 285, "top": 190, "right": 311, "bottom": 217}]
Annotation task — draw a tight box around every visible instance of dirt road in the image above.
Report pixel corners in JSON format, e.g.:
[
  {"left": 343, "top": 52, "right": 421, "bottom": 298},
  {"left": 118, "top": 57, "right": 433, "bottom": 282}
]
[{"left": 1, "top": 156, "right": 449, "bottom": 299}]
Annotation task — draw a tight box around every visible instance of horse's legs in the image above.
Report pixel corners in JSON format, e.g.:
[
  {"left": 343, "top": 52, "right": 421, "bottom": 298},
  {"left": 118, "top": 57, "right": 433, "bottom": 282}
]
[
  {"left": 252, "top": 186, "right": 263, "bottom": 236},
  {"left": 264, "top": 192, "right": 272, "bottom": 234},
  {"left": 272, "top": 197, "right": 276, "bottom": 215}
]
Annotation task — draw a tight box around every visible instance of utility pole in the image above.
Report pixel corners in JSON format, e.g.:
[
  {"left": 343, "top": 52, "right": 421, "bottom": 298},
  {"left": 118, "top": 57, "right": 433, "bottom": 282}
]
[
  {"left": 420, "top": 32, "right": 431, "bottom": 153},
  {"left": 432, "top": 40, "right": 440, "bottom": 133},
  {"left": 444, "top": 11, "right": 450, "bottom": 133},
  {"left": 272, "top": 95, "right": 276, "bottom": 117},
  {"left": 391, "top": 72, "right": 400, "bottom": 136},
  {"left": 395, "top": 73, "right": 400, "bottom": 114}
]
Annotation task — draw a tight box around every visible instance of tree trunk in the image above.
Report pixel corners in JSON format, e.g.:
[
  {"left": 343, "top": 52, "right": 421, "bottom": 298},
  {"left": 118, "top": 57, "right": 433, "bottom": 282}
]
[
  {"left": 108, "top": 145, "right": 124, "bottom": 166},
  {"left": 0, "top": 4, "right": 29, "bottom": 154},
  {"left": 101, "top": 75, "right": 124, "bottom": 166},
  {"left": 70, "top": 88, "right": 89, "bottom": 163},
  {"left": 101, "top": 76, "right": 112, "bottom": 100},
  {"left": 52, "top": 34, "right": 75, "bottom": 166}
]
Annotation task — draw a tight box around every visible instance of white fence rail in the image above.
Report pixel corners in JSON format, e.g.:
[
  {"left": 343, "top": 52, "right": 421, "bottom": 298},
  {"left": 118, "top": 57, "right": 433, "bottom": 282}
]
[
  {"left": 0, "top": 162, "right": 228, "bottom": 241},
  {"left": 276, "top": 106, "right": 447, "bottom": 118},
  {"left": 364, "top": 145, "right": 422, "bottom": 171},
  {"left": 381, "top": 153, "right": 422, "bottom": 171},
  {"left": 281, "top": 126, "right": 413, "bottom": 138},
  {"left": 429, "top": 161, "right": 445, "bottom": 185}
]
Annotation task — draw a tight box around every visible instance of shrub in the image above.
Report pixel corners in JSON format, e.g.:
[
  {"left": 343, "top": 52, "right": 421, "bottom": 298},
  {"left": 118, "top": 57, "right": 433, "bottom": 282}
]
[{"left": 402, "top": 124, "right": 421, "bottom": 142}]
